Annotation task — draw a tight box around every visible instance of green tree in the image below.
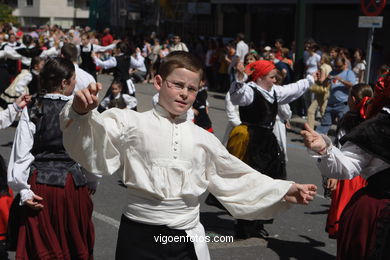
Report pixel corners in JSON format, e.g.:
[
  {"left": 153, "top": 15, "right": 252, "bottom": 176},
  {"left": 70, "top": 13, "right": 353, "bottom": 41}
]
[{"left": 0, "top": 3, "right": 19, "bottom": 26}]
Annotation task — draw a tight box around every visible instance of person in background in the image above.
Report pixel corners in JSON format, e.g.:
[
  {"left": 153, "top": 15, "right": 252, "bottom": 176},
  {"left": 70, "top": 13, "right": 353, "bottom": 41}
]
[
  {"left": 61, "top": 43, "right": 96, "bottom": 94},
  {"left": 192, "top": 79, "right": 213, "bottom": 133},
  {"left": 169, "top": 35, "right": 189, "bottom": 52},
  {"left": 129, "top": 47, "right": 147, "bottom": 83},
  {"left": 99, "top": 80, "right": 137, "bottom": 111},
  {"left": 228, "top": 59, "right": 318, "bottom": 239},
  {"left": 101, "top": 28, "right": 114, "bottom": 47},
  {"left": 274, "top": 38, "right": 284, "bottom": 61},
  {"left": 316, "top": 57, "right": 357, "bottom": 135},
  {"left": 352, "top": 48, "right": 366, "bottom": 84},
  {"left": 307, "top": 53, "right": 333, "bottom": 129},
  {"left": 235, "top": 33, "right": 248, "bottom": 63},
  {"left": 273, "top": 70, "right": 292, "bottom": 164},
  {"left": 79, "top": 32, "right": 117, "bottom": 80},
  {"left": 325, "top": 83, "right": 373, "bottom": 239}
]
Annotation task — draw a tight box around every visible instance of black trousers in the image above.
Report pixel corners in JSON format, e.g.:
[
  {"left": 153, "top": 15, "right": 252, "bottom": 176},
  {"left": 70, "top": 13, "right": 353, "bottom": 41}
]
[{"left": 115, "top": 215, "right": 198, "bottom": 260}]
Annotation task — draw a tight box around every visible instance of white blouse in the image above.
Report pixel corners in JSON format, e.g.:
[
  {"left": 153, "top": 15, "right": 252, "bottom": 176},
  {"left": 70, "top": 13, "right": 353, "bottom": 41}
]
[
  {"left": 0, "top": 103, "right": 21, "bottom": 129},
  {"left": 311, "top": 135, "right": 390, "bottom": 180},
  {"left": 60, "top": 102, "right": 294, "bottom": 260},
  {"left": 229, "top": 75, "right": 314, "bottom": 107}
]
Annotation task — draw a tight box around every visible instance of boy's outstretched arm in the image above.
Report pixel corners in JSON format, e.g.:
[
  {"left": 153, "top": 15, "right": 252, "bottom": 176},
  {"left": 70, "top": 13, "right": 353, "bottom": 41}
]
[
  {"left": 284, "top": 183, "right": 317, "bottom": 205},
  {"left": 72, "top": 82, "right": 102, "bottom": 115}
]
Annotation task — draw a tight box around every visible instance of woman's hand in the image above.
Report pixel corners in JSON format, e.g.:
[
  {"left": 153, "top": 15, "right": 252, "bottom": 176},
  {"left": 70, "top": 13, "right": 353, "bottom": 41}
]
[
  {"left": 300, "top": 123, "right": 327, "bottom": 154},
  {"left": 25, "top": 194, "right": 44, "bottom": 210},
  {"left": 284, "top": 183, "right": 317, "bottom": 205},
  {"left": 15, "top": 94, "right": 32, "bottom": 109},
  {"left": 327, "top": 178, "right": 338, "bottom": 192}
]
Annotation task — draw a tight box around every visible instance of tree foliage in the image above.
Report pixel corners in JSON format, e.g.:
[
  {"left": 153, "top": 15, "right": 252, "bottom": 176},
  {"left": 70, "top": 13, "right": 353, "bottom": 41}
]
[{"left": 0, "top": 3, "right": 19, "bottom": 26}]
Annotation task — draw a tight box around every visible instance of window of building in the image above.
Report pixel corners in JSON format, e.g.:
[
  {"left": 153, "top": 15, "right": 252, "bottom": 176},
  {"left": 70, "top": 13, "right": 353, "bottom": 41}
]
[
  {"left": 26, "top": 0, "right": 33, "bottom": 6},
  {"left": 67, "top": 0, "right": 74, "bottom": 7}
]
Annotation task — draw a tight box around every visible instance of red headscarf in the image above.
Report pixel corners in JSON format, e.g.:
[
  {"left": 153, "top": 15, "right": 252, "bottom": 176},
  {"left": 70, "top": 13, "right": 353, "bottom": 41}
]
[{"left": 245, "top": 60, "right": 275, "bottom": 82}]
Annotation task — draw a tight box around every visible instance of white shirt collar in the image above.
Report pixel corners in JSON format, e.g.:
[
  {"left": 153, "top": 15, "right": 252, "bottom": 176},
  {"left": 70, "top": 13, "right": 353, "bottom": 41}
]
[
  {"left": 250, "top": 81, "right": 276, "bottom": 103},
  {"left": 154, "top": 103, "right": 188, "bottom": 123},
  {"left": 43, "top": 93, "right": 72, "bottom": 101}
]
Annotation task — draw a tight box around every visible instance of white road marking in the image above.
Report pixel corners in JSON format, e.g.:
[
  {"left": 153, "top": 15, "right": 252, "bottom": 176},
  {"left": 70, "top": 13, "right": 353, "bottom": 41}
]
[{"left": 92, "top": 211, "right": 120, "bottom": 229}]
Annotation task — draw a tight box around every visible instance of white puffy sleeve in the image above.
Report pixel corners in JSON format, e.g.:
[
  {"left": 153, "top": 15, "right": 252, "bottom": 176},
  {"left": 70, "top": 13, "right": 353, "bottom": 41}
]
[
  {"left": 7, "top": 107, "right": 36, "bottom": 204},
  {"left": 204, "top": 133, "right": 293, "bottom": 220},
  {"left": 60, "top": 100, "right": 133, "bottom": 175}
]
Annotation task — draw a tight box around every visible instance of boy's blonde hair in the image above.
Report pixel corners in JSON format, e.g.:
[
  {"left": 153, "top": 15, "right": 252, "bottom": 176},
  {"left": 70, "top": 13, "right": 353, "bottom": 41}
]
[{"left": 158, "top": 51, "right": 203, "bottom": 81}]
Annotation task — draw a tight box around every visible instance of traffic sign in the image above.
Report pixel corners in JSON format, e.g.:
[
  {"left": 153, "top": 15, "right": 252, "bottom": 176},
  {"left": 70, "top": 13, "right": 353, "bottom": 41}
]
[
  {"left": 358, "top": 16, "right": 384, "bottom": 28},
  {"left": 361, "top": 0, "right": 387, "bottom": 16}
]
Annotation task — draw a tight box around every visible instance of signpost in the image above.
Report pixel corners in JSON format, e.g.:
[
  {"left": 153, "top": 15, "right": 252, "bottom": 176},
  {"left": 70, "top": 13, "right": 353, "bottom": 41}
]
[{"left": 359, "top": 0, "right": 386, "bottom": 83}]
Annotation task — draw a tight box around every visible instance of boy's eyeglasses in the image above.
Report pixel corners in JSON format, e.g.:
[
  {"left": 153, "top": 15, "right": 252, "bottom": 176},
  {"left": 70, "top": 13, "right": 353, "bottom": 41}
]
[{"left": 165, "top": 80, "right": 198, "bottom": 94}]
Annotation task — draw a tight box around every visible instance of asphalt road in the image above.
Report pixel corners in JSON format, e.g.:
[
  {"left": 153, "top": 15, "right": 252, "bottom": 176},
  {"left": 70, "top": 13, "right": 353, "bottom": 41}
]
[{"left": 1, "top": 74, "right": 337, "bottom": 260}]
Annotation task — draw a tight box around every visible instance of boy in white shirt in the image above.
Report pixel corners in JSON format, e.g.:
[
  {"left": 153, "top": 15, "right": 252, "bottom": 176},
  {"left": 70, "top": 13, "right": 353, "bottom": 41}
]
[{"left": 60, "top": 51, "right": 317, "bottom": 260}]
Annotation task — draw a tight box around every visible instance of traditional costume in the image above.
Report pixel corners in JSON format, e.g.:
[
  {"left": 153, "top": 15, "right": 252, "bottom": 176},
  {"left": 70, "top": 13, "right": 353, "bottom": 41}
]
[
  {"left": 192, "top": 87, "right": 213, "bottom": 133},
  {"left": 325, "top": 110, "right": 368, "bottom": 238},
  {"left": 79, "top": 42, "right": 116, "bottom": 80},
  {"left": 312, "top": 72, "right": 390, "bottom": 259},
  {"left": 228, "top": 60, "right": 314, "bottom": 238},
  {"left": 60, "top": 101, "right": 298, "bottom": 260},
  {"left": 8, "top": 94, "right": 95, "bottom": 260},
  {"left": 99, "top": 92, "right": 137, "bottom": 111}
]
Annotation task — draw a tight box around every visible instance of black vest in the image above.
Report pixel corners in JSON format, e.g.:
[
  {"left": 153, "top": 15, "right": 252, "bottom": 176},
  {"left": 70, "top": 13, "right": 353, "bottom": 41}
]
[
  {"left": 29, "top": 97, "right": 87, "bottom": 187},
  {"left": 80, "top": 44, "right": 96, "bottom": 78},
  {"left": 114, "top": 55, "right": 130, "bottom": 82},
  {"left": 239, "top": 86, "right": 278, "bottom": 129},
  {"left": 16, "top": 46, "right": 42, "bottom": 70},
  {"left": 193, "top": 88, "right": 212, "bottom": 129},
  {"left": 108, "top": 95, "right": 127, "bottom": 109},
  {"left": 340, "top": 111, "right": 390, "bottom": 164},
  {"left": 27, "top": 71, "right": 39, "bottom": 96}
]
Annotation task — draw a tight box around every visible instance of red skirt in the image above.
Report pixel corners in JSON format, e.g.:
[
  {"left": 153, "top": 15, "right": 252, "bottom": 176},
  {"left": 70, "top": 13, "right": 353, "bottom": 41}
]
[
  {"left": 337, "top": 188, "right": 390, "bottom": 260},
  {"left": 0, "top": 188, "right": 13, "bottom": 241},
  {"left": 326, "top": 176, "right": 367, "bottom": 238},
  {"left": 14, "top": 171, "right": 94, "bottom": 260}
]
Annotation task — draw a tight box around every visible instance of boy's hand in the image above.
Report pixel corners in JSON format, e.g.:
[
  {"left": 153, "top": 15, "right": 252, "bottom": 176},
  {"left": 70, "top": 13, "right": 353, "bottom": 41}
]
[
  {"left": 73, "top": 83, "right": 102, "bottom": 115},
  {"left": 300, "top": 123, "right": 327, "bottom": 154},
  {"left": 284, "top": 183, "right": 317, "bottom": 205},
  {"left": 15, "top": 94, "right": 32, "bottom": 109}
]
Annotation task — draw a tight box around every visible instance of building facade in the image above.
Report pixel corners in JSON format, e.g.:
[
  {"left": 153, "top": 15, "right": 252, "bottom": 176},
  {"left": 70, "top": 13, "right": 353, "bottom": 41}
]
[{"left": 12, "top": 0, "right": 90, "bottom": 28}]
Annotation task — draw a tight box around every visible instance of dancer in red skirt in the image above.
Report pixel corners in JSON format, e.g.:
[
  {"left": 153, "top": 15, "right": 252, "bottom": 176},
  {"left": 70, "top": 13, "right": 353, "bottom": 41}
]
[
  {"left": 325, "top": 83, "right": 373, "bottom": 238},
  {"left": 302, "top": 72, "right": 390, "bottom": 260},
  {"left": 7, "top": 58, "right": 95, "bottom": 260}
]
